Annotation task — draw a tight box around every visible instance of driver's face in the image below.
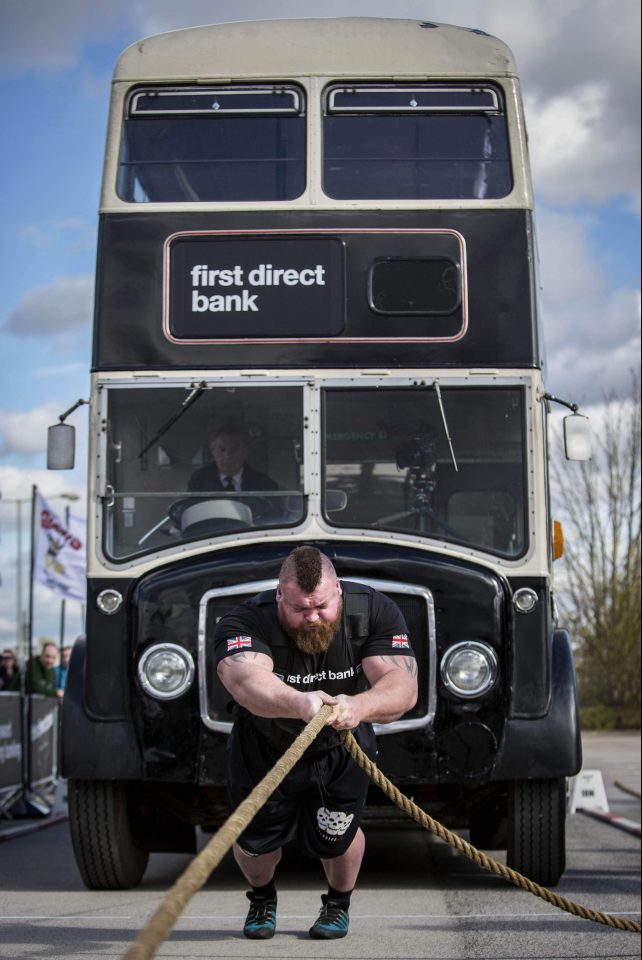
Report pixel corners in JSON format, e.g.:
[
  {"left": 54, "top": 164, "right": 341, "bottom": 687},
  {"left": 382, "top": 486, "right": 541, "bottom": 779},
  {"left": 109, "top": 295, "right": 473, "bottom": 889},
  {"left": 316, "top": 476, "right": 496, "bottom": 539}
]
[{"left": 211, "top": 433, "right": 247, "bottom": 477}]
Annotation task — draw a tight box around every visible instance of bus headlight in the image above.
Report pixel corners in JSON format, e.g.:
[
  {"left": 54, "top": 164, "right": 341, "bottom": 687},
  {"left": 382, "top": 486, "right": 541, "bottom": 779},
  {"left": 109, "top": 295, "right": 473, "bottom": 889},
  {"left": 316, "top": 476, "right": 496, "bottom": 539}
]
[
  {"left": 440, "top": 641, "right": 498, "bottom": 698},
  {"left": 138, "top": 643, "right": 195, "bottom": 700}
]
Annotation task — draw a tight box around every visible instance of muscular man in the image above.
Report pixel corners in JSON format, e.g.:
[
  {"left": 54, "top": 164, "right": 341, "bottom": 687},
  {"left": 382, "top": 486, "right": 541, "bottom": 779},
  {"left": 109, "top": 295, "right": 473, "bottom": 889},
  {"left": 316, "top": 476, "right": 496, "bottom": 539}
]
[{"left": 214, "top": 545, "right": 417, "bottom": 940}]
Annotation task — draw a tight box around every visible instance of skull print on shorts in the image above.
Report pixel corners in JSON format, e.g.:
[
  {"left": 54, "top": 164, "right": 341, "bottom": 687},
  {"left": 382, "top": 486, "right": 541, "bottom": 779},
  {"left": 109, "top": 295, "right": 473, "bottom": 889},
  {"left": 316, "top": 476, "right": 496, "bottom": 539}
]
[{"left": 316, "top": 806, "right": 354, "bottom": 837}]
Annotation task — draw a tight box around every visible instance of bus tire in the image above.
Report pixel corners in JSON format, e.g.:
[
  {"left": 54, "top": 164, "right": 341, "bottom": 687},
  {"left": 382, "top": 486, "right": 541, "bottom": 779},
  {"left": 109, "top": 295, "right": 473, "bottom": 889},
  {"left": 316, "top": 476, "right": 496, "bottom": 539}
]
[
  {"left": 68, "top": 779, "right": 149, "bottom": 890},
  {"left": 507, "top": 778, "right": 566, "bottom": 887}
]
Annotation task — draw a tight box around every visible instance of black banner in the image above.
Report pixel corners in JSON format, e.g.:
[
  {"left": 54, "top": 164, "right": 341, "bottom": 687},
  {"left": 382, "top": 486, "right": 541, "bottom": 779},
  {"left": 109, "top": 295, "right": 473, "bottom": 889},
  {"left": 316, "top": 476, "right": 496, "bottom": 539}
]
[
  {"left": 30, "top": 696, "right": 58, "bottom": 785},
  {"left": 0, "top": 693, "right": 22, "bottom": 792},
  {"left": 167, "top": 235, "right": 345, "bottom": 340}
]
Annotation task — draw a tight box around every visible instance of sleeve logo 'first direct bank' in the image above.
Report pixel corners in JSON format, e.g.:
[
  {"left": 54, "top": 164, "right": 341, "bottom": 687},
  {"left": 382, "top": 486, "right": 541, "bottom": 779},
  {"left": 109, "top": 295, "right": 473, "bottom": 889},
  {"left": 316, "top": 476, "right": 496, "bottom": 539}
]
[{"left": 168, "top": 235, "right": 345, "bottom": 340}]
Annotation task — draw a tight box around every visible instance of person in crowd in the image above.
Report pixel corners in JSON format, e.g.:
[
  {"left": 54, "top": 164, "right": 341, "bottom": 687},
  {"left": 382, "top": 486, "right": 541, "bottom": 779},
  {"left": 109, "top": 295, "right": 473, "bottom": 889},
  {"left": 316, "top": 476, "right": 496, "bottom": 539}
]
[
  {"left": 0, "top": 648, "right": 21, "bottom": 692},
  {"left": 214, "top": 545, "right": 418, "bottom": 940},
  {"left": 54, "top": 644, "right": 74, "bottom": 698},
  {"left": 26, "top": 641, "right": 60, "bottom": 701}
]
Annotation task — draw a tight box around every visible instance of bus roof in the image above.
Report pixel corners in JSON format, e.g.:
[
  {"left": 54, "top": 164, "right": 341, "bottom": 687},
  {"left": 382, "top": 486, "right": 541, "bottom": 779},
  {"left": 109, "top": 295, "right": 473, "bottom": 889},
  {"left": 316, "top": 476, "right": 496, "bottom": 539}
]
[{"left": 114, "top": 18, "right": 518, "bottom": 83}]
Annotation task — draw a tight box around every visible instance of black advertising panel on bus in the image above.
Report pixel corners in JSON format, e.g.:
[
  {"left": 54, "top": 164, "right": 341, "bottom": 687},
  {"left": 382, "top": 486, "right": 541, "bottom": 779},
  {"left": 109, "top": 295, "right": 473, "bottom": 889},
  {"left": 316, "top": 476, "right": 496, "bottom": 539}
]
[
  {"left": 164, "top": 229, "right": 465, "bottom": 344},
  {"left": 93, "top": 209, "right": 538, "bottom": 369},
  {"left": 167, "top": 235, "right": 346, "bottom": 340}
]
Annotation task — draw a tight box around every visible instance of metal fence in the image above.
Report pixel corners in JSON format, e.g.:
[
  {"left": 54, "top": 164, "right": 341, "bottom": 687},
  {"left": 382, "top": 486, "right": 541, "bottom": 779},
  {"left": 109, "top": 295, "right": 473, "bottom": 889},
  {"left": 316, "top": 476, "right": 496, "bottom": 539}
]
[{"left": 0, "top": 692, "right": 59, "bottom": 817}]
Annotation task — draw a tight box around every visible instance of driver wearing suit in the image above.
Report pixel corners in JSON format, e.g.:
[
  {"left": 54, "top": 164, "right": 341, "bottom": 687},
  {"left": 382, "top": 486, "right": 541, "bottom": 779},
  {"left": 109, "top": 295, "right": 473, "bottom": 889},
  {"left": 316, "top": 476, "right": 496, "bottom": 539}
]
[
  {"left": 188, "top": 422, "right": 277, "bottom": 495},
  {"left": 214, "top": 545, "right": 418, "bottom": 941}
]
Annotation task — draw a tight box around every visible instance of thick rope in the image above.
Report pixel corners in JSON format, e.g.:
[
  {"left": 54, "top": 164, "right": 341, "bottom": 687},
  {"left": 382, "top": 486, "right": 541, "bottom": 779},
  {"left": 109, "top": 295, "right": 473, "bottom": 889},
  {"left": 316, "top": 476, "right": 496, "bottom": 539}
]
[
  {"left": 122, "top": 704, "right": 334, "bottom": 960},
  {"left": 121, "top": 707, "right": 640, "bottom": 959},
  {"left": 340, "top": 729, "right": 641, "bottom": 934}
]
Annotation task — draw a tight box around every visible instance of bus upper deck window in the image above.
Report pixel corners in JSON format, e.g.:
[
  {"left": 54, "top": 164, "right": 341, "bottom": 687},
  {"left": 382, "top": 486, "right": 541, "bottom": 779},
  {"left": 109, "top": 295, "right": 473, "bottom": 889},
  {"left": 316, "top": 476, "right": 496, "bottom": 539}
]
[
  {"left": 323, "top": 84, "right": 512, "bottom": 201},
  {"left": 117, "top": 85, "right": 306, "bottom": 203}
]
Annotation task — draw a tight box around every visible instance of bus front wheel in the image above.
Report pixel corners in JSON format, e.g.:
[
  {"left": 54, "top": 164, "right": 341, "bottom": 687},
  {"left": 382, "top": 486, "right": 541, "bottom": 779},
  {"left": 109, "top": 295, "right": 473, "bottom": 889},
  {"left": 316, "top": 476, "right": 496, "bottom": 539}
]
[
  {"left": 68, "top": 779, "right": 149, "bottom": 890},
  {"left": 507, "top": 778, "right": 566, "bottom": 887}
]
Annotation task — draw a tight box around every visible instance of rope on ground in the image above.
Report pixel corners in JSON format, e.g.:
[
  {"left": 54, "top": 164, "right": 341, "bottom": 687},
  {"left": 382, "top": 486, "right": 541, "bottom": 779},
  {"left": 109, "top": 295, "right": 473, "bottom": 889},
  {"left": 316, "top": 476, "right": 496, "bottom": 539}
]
[
  {"left": 339, "top": 729, "right": 641, "bottom": 934},
  {"left": 121, "top": 705, "right": 639, "bottom": 959},
  {"left": 121, "top": 704, "right": 334, "bottom": 960},
  {"left": 614, "top": 779, "right": 642, "bottom": 801}
]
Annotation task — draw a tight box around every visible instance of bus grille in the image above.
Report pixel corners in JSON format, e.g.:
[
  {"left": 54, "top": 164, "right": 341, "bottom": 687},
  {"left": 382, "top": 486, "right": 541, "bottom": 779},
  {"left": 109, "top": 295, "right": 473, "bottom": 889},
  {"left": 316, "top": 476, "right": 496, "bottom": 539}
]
[{"left": 198, "top": 578, "right": 435, "bottom": 734}]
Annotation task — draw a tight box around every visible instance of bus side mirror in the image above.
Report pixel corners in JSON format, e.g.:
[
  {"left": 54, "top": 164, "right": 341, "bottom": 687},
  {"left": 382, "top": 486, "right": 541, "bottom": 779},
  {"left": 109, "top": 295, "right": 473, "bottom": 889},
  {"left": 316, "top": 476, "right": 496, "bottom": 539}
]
[
  {"left": 563, "top": 413, "right": 591, "bottom": 461},
  {"left": 47, "top": 423, "right": 76, "bottom": 470}
]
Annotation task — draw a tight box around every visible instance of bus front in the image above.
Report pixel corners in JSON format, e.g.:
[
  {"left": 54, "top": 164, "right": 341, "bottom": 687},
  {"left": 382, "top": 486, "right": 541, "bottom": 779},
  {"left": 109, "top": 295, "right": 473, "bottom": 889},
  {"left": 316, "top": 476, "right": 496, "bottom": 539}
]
[{"left": 60, "top": 19, "right": 580, "bottom": 891}]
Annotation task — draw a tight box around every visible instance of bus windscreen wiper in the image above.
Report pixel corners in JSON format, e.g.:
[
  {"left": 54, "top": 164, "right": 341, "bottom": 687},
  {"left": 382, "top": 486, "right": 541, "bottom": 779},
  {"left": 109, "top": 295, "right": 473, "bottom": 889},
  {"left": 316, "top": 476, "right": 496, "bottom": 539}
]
[
  {"left": 433, "top": 380, "right": 458, "bottom": 472},
  {"left": 138, "top": 381, "right": 207, "bottom": 459}
]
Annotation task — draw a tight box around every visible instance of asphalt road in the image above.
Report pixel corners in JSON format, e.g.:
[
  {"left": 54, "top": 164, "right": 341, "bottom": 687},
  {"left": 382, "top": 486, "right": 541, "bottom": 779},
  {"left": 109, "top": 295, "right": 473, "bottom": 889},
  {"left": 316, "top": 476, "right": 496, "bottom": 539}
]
[{"left": 0, "top": 732, "right": 639, "bottom": 960}]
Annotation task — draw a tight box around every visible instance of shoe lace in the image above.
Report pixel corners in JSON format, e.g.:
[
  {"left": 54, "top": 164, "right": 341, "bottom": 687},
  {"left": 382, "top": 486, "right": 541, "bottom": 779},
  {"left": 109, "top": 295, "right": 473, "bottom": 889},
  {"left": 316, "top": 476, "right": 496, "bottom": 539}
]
[
  {"left": 247, "top": 895, "right": 275, "bottom": 924},
  {"left": 317, "top": 897, "right": 348, "bottom": 927}
]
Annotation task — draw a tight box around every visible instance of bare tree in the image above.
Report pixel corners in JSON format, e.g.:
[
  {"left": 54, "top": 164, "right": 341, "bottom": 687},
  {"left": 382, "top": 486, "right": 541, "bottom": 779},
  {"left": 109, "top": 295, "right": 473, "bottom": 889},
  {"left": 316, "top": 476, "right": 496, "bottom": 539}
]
[{"left": 552, "top": 373, "right": 641, "bottom": 720}]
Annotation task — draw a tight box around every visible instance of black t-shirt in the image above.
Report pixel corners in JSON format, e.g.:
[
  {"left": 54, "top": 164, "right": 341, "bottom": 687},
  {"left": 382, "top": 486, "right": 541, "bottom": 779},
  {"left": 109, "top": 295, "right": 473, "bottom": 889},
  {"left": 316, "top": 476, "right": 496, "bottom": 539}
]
[{"left": 213, "top": 580, "right": 414, "bottom": 750}]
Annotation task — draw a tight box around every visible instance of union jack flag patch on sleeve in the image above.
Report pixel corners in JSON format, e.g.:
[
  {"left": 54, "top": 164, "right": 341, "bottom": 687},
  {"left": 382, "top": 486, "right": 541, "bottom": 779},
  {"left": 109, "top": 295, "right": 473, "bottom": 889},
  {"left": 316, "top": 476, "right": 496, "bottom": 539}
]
[
  {"left": 227, "top": 635, "right": 252, "bottom": 651},
  {"left": 392, "top": 634, "right": 410, "bottom": 649}
]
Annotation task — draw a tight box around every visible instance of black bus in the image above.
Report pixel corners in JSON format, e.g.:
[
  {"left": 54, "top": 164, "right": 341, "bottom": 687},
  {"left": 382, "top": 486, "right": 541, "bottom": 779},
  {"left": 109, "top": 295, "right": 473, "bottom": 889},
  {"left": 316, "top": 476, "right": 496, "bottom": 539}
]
[{"left": 48, "top": 18, "right": 591, "bottom": 890}]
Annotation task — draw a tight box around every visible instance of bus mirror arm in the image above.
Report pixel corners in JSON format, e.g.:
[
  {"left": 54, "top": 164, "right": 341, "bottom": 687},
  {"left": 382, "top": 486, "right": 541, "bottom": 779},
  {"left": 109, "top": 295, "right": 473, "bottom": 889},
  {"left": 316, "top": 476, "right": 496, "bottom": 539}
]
[{"left": 542, "top": 392, "right": 579, "bottom": 414}]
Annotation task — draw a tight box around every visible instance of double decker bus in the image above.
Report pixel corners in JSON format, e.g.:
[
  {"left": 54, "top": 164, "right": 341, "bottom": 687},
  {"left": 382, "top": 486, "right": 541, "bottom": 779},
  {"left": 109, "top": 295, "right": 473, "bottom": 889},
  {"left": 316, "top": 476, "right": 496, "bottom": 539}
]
[{"left": 49, "top": 18, "right": 589, "bottom": 891}]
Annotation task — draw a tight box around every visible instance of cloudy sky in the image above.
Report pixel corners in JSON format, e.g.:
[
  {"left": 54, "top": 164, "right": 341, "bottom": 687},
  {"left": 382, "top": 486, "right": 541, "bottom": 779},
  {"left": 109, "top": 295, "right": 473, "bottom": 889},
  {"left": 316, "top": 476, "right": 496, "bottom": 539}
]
[{"left": 0, "top": 0, "right": 639, "bottom": 647}]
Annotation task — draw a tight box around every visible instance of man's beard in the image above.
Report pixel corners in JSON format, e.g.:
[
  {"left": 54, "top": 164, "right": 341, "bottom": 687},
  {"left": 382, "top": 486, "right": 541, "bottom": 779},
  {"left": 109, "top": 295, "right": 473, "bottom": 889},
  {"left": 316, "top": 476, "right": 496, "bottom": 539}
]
[{"left": 278, "top": 598, "right": 343, "bottom": 655}]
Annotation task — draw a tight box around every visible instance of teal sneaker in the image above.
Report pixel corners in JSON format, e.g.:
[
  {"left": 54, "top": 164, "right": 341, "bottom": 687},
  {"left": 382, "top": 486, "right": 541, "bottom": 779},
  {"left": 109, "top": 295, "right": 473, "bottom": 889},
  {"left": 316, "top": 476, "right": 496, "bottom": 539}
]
[
  {"left": 243, "top": 892, "right": 277, "bottom": 939},
  {"left": 309, "top": 895, "right": 350, "bottom": 939}
]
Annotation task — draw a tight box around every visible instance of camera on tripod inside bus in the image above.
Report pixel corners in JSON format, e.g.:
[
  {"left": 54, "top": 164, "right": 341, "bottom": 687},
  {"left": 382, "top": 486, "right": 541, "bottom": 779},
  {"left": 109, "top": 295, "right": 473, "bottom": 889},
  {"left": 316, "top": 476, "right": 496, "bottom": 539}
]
[{"left": 395, "top": 436, "right": 436, "bottom": 473}]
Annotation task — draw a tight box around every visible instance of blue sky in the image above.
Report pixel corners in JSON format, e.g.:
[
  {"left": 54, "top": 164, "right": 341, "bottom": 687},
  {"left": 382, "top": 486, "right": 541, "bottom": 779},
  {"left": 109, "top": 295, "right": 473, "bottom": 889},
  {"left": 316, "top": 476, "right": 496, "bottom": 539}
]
[{"left": 0, "top": 0, "right": 640, "bottom": 647}]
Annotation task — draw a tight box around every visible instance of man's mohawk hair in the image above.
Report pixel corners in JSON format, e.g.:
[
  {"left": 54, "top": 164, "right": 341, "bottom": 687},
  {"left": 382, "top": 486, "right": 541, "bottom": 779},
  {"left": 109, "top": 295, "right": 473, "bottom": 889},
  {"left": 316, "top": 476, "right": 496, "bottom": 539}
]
[{"left": 280, "top": 545, "right": 328, "bottom": 593}]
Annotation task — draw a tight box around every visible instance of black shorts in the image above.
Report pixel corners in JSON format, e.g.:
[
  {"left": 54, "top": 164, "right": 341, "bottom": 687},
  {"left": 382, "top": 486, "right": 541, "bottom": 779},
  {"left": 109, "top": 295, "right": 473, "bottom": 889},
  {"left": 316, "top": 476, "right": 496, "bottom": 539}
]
[{"left": 227, "top": 716, "right": 376, "bottom": 859}]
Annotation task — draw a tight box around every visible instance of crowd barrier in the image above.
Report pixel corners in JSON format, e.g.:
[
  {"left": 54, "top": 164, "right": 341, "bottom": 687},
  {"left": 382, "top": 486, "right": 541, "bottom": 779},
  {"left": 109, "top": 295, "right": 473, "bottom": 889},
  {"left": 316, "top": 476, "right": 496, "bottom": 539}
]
[{"left": 0, "top": 692, "right": 59, "bottom": 816}]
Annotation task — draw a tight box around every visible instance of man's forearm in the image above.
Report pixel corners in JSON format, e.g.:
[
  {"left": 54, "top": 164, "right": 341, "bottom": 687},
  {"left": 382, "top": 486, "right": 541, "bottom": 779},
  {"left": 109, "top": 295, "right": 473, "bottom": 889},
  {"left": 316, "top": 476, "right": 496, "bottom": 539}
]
[
  {"left": 219, "top": 656, "right": 317, "bottom": 720},
  {"left": 347, "top": 659, "right": 418, "bottom": 726}
]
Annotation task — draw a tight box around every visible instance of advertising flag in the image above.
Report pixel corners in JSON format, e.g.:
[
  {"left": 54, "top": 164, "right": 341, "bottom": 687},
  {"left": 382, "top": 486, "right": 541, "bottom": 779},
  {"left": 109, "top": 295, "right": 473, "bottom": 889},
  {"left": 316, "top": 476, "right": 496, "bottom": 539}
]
[{"left": 33, "top": 492, "right": 86, "bottom": 601}]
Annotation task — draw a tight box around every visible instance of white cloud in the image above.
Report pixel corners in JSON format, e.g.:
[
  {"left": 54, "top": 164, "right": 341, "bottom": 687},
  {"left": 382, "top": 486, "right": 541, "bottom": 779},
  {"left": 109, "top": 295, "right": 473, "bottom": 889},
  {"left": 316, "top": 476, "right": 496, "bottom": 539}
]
[
  {"left": 4, "top": 274, "right": 93, "bottom": 338},
  {"left": 535, "top": 208, "right": 641, "bottom": 403},
  {"left": 0, "top": 463, "right": 84, "bottom": 506},
  {"left": 0, "top": 403, "right": 62, "bottom": 458},
  {"left": 545, "top": 331, "right": 641, "bottom": 407},
  {"left": 527, "top": 84, "right": 640, "bottom": 206},
  {"left": 536, "top": 208, "right": 603, "bottom": 312}
]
